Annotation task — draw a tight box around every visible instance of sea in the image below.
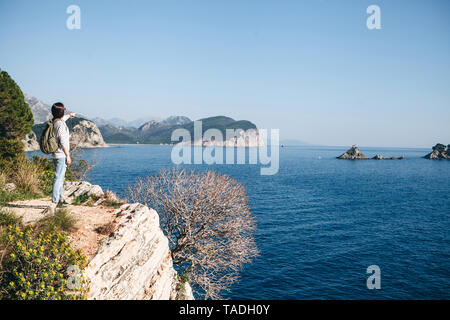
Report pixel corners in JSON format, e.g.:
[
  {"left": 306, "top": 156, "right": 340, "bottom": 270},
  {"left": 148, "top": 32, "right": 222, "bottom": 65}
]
[{"left": 33, "top": 145, "right": 450, "bottom": 299}]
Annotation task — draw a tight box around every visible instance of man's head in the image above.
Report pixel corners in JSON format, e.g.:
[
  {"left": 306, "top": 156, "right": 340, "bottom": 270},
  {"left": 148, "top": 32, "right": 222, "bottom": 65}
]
[{"left": 51, "top": 102, "right": 65, "bottom": 119}]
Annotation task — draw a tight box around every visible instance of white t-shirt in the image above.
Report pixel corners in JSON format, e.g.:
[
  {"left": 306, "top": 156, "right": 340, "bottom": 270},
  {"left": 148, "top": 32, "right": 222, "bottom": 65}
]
[{"left": 52, "top": 114, "right": 70, "bottom": 159}]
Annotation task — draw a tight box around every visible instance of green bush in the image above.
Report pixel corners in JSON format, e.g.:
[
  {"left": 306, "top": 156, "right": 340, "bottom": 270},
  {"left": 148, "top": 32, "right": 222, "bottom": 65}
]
[
  {"left": 0, "top": 224, "right": 88, "bottom": 300},
  {"left": 72, "top": 194, "right": 90, "bottom": 206},
  {"left": 0, "top": 210, "right": 22, "bottom": 227}
]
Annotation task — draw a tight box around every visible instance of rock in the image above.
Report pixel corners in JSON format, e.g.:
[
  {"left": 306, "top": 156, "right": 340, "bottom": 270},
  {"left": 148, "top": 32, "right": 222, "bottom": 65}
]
[
  {"left": 339, "top": 146, "right": 405, "bottom": 160},
  {"left": 372, "top": 154, "right": 385, "bottom": 160},
  {"left": 424, "top": 143, "right": 450, "bottom": 160},
  {"left": 3, "top": 182, "right": 16, "bottom": 193},
  {"left": 64, "top": 181, "right": 104, "bottom": 202},
  {"left": 22, "top": 131, "right": 40, "bottom": 152},
  {"left": 85, "top": 203, "right": 193, "bottom": 300},
  {"left": 71, "top": 120, "right": 107, "bottom": 148},
  {"left": 337, "top": 145, "right": 368, "bottom": 159}
]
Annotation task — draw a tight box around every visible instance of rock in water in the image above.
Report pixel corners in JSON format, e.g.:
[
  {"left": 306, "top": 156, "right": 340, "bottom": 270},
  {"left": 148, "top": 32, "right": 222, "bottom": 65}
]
[
  {"left": 372, "top": 154, "right": 385, "bottom": 160},
  {"left": 337, "top": 145, "right": 368, "bottom": 159},
  {"left": 424, "top": 143, "right": 450, "bottom": 160},
  {"left": 70, "top": 120, "right": 107, "bottom": 148}
]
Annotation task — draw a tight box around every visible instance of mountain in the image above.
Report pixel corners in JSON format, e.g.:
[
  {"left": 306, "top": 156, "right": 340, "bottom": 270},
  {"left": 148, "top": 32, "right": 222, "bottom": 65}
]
[
  {"left": 24, "top": 94, "right": 52, "bottom": 124},
  {"left": 91, "top": 116, "right": 163, "bottom": 128},
  {"left": 160, "top": 116, "right": 191, "bottom": 126},
  {"left": 95, "top": 124, "right": 139, "bottom": 144},
  {"left": 25, "top": 94, "right": 87, "bottom": 124},
  {"left": 99, "top": 115, "right": 260, "bottom": 145}
]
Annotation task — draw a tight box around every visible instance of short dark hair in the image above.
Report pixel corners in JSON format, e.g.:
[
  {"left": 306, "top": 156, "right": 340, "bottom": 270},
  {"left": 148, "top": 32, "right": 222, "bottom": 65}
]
[{"left": 51, "top": 102, "right": 65, "bottom": 119}]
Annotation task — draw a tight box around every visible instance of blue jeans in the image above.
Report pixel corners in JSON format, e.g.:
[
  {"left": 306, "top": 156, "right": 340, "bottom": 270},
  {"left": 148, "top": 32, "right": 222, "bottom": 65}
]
[{"left": 52, "top": 157, "right": 67, "bottom": 203}]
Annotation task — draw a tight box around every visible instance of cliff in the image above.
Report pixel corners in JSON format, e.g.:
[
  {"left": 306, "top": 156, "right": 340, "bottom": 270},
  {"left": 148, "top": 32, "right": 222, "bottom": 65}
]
[
  {"left": 70, "top": 120, "right": 107, "bottom": 148},
  {"left": 424, "top": 143, "right": 450, "bottom": 160},
  {"left": 2, "top": 181, "right": 194, "bottom": 300}
]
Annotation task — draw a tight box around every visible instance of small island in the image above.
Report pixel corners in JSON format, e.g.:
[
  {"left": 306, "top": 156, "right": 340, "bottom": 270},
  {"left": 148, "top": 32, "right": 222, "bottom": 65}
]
[
  {"left": 423, "top": 143, "right": 450, "bottom": 160},
  {"left": 337, "top": 145, "right": 404, "bottom": 160}
]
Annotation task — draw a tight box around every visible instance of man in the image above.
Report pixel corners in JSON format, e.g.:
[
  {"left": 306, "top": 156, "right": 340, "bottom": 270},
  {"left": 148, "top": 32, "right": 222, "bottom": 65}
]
[{"left": 50, "top": 102, "right": 76, "bottom": 210}]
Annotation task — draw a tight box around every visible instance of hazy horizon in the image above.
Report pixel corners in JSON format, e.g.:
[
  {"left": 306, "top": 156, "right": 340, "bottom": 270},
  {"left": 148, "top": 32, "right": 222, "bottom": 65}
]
[{"left": 1, "top": 0, "right": 449, "bottom": 148}]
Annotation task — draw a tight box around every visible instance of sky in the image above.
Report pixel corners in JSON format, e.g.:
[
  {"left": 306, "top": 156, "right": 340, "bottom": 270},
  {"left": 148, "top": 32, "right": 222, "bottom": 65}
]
[{"left": 1, "top": 0, "right": 449, "bottom": 147}]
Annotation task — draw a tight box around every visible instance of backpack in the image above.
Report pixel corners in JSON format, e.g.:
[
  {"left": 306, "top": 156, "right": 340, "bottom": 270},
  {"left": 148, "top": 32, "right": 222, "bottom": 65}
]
[{"left": 39, "top": 119, "right": 61, "bottom": 154}]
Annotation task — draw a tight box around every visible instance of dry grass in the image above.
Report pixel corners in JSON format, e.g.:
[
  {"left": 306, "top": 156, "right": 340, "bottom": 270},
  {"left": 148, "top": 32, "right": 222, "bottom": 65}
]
[
  {"left": 103, "top": 190, "right": 124, "bottom": 208},
  {"left": 11, "top": 158, "right": 41, "bottom": 194},
  {"left": 95, "top": 221, "right": 116, "bottom": 235},
  {"left": 0, "top": 172, "right": 6, "bottom": 190}
]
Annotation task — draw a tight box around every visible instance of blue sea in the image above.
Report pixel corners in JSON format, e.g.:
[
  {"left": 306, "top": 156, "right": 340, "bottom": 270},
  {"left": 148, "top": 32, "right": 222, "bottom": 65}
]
[{"left": 44, "top": 145, "right": 450, "bottom": 299}]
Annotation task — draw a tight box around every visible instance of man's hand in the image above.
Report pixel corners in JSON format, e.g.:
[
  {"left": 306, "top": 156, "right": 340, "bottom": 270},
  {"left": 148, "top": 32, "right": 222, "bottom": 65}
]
[
  {"left": 69, "top": 112, "right": 76, "bottom": 118},
  {"left": 66, "top": 155, "right": 72, "bottom": 166}
]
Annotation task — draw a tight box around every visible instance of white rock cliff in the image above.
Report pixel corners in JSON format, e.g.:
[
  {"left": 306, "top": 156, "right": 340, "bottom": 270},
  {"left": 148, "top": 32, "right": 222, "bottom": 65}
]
[{"left": 63, "top": 181, "right": 194, "bottom": 300}]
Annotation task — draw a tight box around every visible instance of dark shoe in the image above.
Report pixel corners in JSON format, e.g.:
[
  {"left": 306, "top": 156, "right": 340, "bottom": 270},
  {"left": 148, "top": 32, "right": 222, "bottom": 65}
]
[{"left": 56, "top": 201, "right": 68, "bottom": 208}]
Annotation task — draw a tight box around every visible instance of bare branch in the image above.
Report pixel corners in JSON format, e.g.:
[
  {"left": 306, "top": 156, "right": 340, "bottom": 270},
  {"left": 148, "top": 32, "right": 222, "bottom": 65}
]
[{"left": 127, "top": 168, "right": 259, "bottom": 299}]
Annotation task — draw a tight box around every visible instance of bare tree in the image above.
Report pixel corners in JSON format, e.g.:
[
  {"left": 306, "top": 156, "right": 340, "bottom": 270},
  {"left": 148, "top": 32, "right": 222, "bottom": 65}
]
[
  {"left": 67, "top": 144, "right": 95, "bottom": 181},
  {"left": 127, "top": 168, "right": 259, "bottom": 299}
]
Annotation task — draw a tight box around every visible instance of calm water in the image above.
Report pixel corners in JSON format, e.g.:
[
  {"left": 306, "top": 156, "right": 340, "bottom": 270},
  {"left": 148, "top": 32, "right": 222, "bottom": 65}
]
[{"left": 48, "top": 145, "right": 450, "bottom": 299}]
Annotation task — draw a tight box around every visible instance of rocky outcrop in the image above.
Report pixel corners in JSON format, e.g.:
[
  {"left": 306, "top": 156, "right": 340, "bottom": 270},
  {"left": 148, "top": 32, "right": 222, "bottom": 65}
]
[
  {"left": 22, "top": 131, "right": 40, "bottom": 151},
  {"left": 337, "top": 145, "right": 368, "bottom": 159},
  {"left": 424, "top": 143, "right": 450, "bottom": 160},
  {"left": 71, "top": 120, "right": 107, "bottom": 148},
  {"left": 86, "top": 203, "right": 177, "bottom": 299},
  {"left": 372, "top": 154, "right": 405, "bottom": 160},
  {"left": 62, "top": 181, "right": 194, "bottom": 300},
  {"left": 64, "top": 181, "right": 105, "bottom": 201},
  {"left": 338, "top": 145, "right": 404, "bottom": 160}
]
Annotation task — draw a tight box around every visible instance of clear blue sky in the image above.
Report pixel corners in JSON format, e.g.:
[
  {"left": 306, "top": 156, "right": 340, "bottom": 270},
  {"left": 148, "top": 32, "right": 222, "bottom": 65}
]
[{"left": 1, "top": 0, "right": 449, "bottom": 147}]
